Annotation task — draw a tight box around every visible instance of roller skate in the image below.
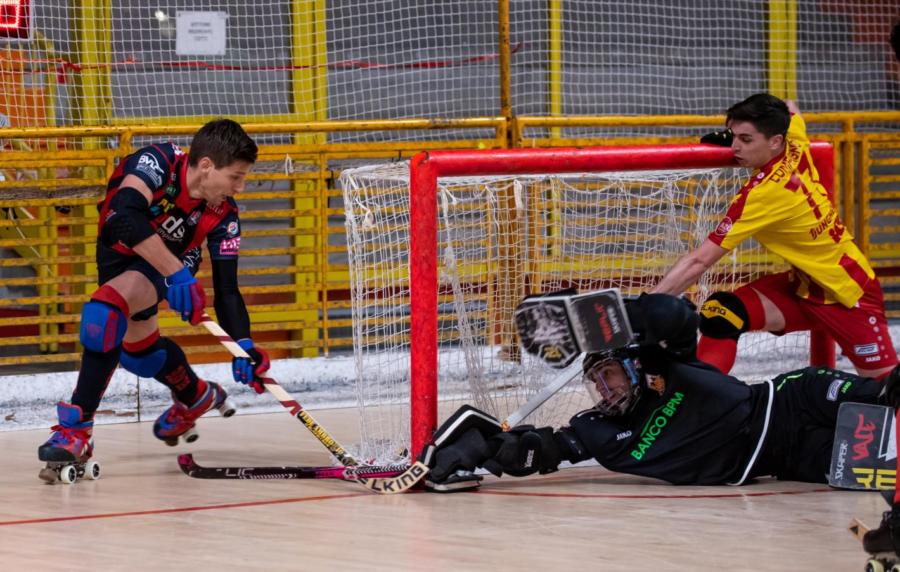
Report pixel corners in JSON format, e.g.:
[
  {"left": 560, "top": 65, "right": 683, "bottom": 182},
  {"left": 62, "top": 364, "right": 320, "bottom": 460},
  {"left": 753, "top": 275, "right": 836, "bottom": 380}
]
[
  {"left": 861, "top": 508, "right": 900, "bottom": 572},
  {"left": 153, "top": 381, "right": 236, "bottom": 446},
  {"left": 37, "top": 402, "right": 101, "bottom": 484}
]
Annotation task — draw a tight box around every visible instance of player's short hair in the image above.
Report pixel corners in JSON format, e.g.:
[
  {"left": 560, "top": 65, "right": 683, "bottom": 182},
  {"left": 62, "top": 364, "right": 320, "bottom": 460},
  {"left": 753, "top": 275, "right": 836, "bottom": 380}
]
[
  {"left": 891, "top": 21, "right": 900, "bottom": 62},
  {"left": 725, "top": 93, "right": 790, "bottom": 139},
  {"left": 189, "top": 118, "right": 258, "bottom": 168}
]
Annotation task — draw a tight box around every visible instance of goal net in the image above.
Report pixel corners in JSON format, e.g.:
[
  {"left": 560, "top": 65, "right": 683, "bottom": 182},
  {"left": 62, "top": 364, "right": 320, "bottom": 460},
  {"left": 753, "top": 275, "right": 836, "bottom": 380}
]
[{"left": 340, "top": 144, "right": 835, "bottom": 465}]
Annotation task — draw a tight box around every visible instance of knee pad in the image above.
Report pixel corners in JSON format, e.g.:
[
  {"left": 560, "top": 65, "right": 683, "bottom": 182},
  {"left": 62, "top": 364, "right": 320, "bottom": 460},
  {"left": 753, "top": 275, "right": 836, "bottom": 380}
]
[
  {"left": 699, "top": 291, "right": 750, "bottom": 340},
  {"left": 120, "top": 332, "right": 166, "bottom": 378},
  {"left": 79, "top": 299, "right": 128, "bottom": 353}
]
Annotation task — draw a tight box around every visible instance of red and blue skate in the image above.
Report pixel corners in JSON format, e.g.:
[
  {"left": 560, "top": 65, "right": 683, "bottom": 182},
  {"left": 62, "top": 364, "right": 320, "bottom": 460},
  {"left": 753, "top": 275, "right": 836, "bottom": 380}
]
[
  {"left": 37, "top": 402, "right": 101, "bottom": 484},
  {"left": 154, "top": 381, "right": 236, "bottom": 446}
]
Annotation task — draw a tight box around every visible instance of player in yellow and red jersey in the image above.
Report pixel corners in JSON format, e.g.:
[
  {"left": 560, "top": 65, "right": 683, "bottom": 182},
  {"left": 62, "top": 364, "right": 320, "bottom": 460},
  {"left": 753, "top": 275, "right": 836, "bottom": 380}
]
[{"left": 652, "top": 93, "right": 897, "bottom": 380}]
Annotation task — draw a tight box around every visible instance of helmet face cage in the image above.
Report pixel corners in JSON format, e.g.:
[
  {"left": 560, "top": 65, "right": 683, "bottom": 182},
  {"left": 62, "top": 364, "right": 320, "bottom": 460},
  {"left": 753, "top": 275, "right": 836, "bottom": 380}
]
[{"left": 582, "top": 353, "right": 642, "bottom": 416}]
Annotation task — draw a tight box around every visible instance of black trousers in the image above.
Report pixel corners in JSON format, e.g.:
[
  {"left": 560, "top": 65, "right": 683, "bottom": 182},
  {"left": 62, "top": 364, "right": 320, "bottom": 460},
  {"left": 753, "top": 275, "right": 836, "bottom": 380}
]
[{"left": 753, "top": 366, "right": 884, "bottom": 483}]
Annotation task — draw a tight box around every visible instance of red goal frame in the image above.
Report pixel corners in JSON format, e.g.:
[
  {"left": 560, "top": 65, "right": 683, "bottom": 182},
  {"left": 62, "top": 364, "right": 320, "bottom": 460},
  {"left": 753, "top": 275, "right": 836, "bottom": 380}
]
[{"left": 408, "top": 142, "right": 835, "bottom": 458}]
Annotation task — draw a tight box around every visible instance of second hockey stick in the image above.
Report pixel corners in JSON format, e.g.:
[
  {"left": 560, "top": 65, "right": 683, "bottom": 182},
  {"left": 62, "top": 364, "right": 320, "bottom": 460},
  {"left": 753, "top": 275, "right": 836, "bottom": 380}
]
[
  {"left": 197, "top": 314, "right": 359, "bottom": 467},
  {"left": 177, "top": 453, "right": 408, "bottom": 481},
  {"left": 501, "top": 354, "right": 585, "bottom": 430}
]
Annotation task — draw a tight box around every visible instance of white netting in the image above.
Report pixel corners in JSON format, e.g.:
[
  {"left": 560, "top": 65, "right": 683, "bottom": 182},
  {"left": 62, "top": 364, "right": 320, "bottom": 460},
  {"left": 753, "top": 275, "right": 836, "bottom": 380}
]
[
  {"left": 1, "top": 2, "right": 897, "bottom": 131},
  {"left": 341, "top": 162, "right": 812, "bottom": 464}
]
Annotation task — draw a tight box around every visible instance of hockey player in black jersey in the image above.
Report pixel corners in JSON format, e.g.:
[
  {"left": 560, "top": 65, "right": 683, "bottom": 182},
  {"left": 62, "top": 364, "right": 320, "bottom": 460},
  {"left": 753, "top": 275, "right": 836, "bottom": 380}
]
[
  {"left": 423, "top": 293, "right": 892, "bottom": 488},
  {"left": 38, "top": 119, "right": 271, "bottom": 482}
]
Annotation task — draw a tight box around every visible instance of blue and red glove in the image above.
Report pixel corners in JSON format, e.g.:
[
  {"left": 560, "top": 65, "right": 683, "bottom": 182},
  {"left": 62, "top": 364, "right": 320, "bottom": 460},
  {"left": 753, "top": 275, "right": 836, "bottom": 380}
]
[
  {"left": 164, "top": 266, "right": 206, "bottom": 325},
  {"left": 232, "top": 338, "right": 270, "bottom": 394}
]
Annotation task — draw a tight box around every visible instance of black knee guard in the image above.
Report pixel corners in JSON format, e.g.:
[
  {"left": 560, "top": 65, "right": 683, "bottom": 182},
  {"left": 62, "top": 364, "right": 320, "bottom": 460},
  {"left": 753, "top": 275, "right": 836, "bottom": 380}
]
[{"left": 699, "top": 291, "right": 750, "bottom": 340}]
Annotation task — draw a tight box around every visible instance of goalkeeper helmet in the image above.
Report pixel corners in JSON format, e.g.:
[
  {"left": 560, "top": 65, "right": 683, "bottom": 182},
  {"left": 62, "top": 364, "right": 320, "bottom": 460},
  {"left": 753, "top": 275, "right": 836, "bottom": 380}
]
[{"left": 582, "top": 348, "right": 643, "bottom": 416}]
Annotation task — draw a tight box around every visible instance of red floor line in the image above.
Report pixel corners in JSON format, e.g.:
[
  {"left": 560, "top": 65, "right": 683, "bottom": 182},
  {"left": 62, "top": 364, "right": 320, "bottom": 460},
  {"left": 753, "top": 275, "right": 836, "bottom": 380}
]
[
  {"left": 0, "top": 491, "right": 368, "bottom": 527},
  {"left": 476, "top": 487, "right": 837, "bottom": 499},
  {"left": 0, "top": 486, "right": 842, "bottom": 526}
]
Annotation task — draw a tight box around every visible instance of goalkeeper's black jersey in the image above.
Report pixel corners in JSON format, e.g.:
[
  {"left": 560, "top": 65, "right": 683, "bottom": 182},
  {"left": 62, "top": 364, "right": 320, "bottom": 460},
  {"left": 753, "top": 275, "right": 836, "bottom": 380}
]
[{"left": 569, "top": 358, "right": 772, "bottom": 485}]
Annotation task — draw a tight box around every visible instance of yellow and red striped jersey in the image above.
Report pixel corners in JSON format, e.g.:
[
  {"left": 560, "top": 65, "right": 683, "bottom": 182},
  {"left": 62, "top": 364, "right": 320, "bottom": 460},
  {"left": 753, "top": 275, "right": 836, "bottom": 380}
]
[{"left": 708, "top": 114, "right": 874, "bottom": 308}]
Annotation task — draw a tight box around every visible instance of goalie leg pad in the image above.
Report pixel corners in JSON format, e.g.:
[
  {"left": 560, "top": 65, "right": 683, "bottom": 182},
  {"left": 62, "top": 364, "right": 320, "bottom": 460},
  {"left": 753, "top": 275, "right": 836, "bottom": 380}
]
[
  {"left": 514, "top": 301, "right": 579, "bottom": 368},
  {"left": 699, "top": 291, "right": 750, "bottom": 340},
  {"left": 419, "top": 405, "right": 503, "bottom": 483}
]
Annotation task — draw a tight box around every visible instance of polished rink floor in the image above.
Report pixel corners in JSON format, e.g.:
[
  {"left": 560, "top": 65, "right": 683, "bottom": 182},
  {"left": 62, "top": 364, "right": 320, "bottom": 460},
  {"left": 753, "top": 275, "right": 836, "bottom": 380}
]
[{"left": 0, "top": 406, "right": 887, "bottom": 571}]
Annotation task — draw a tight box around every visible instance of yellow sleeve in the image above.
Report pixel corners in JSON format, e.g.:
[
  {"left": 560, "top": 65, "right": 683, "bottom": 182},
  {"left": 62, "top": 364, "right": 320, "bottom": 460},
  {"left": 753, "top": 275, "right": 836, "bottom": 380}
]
[{"left": 786, "top": 114, "right": 808, "bottom": 146}]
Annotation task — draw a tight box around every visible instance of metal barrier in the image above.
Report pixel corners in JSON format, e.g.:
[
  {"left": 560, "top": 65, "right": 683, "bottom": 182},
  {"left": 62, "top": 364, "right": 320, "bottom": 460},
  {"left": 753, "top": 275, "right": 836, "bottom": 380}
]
[{"left": 0, "top": 112, "right": 896, "bottom": 372}]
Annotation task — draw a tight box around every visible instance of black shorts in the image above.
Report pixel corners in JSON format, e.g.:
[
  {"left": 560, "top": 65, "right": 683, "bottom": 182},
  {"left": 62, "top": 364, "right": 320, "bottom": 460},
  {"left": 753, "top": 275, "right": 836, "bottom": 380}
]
[
  {"left": 96, "top": 241, "right": 201, "bottom": 321},
  {"left": 755, "top": 366, "right": 884, "bottom": 483}
]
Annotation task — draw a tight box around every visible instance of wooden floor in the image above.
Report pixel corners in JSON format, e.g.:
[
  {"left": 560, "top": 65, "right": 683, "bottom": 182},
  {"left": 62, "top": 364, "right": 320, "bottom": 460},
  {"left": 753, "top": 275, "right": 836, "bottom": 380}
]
[{"left": 0, "top": 406, "right": 887, "bottom": 571}]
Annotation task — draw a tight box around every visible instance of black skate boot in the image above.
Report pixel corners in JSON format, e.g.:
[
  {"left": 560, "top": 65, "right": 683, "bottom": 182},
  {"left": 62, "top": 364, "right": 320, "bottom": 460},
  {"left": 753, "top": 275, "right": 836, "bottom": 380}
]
[{"left": 862, "top": 508, "right": 900, "bottom": 572}]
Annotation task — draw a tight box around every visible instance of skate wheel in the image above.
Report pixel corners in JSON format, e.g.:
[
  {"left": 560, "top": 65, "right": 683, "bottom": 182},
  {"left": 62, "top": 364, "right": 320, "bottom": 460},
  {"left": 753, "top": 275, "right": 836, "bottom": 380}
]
[
  {"left": 889, "top": 563, "right": 900, "bottom": 572},
  {"left": 182, "top": 426, "right": 199, "bottom": 443},
  {"left": 867, "top": 559, "right": 886, "bottom": 572},
  {"left": 59, "top": 464, "right": 77, "bottom": 484},
  {"left": 84, "top": 460, "right": 101, "bottom": 480},
  {"left": 218, "top": 398, "right": 236, "bottom": 418}
]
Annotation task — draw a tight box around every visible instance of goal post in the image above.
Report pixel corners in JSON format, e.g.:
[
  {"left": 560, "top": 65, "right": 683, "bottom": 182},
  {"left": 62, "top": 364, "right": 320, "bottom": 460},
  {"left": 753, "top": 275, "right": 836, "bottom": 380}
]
[
  {"left": 408, "top": 143, "right": 835, "bottom": 459},
  {"left": 342, "top": 141, "right": 835, "bottom": 464}
]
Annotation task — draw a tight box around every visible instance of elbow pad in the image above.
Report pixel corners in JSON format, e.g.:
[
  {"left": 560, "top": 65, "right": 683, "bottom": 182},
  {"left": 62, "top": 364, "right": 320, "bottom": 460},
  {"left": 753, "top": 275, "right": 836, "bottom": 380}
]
[{"left": 104, "top": 187, "right": 156, "bottom": 247}]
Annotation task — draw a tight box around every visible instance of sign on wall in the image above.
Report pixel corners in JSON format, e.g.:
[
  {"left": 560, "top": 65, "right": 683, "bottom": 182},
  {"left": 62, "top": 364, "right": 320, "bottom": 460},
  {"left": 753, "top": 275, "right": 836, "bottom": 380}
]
[{"left": 176, "top": 11, "right": 228, "bottom": 56}]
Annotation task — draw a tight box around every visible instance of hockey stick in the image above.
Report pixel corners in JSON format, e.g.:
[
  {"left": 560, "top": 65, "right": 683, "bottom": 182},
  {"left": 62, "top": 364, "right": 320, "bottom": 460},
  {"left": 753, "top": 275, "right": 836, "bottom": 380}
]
[
  {"left": 501, "top": 354, "right": 585, "bottom": 430},
  {"left": 362, "top": 355, "right": 586, "bottom": 494},
  {"left": 177, "top": 453, "right": 408, "bottom": 481},
  {"left": 197, "top": 314, "right": 358, "bottom": 467},
  {"left": 197, "top": 314, "right": 430, "bottom": 493}
]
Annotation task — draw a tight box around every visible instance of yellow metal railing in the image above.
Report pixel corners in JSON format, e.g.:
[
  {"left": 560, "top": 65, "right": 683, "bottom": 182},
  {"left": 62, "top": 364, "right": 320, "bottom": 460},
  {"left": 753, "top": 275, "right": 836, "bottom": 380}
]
[{"left": 0, "top": 113, "right": 896, "bottom": 370}]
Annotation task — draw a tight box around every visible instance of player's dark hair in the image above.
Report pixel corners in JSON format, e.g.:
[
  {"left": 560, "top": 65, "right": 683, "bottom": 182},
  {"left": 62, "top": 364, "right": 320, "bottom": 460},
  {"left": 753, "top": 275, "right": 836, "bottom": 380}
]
[
  {"left": 725, "top": 94, "right": 790, "bottom": 139},
  {"left": 188, "top": 119, "right": 258, "bottom": 168},
  {"left": 891, "top": 21, "right": 900, "bottom": 62}
]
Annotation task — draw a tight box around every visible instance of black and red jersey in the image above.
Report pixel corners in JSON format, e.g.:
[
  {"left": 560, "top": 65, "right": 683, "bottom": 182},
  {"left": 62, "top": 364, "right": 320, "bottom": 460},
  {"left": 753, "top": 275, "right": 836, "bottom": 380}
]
[{"left": 98, "top": 143, "right": 241, "bottom": 262}]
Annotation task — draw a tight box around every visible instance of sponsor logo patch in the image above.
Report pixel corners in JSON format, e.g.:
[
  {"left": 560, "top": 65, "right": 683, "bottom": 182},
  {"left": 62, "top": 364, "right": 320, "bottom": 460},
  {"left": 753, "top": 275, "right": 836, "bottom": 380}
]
[
  {"left": 219, "top": 237, "right": 241, "bottom": 256},
  {"left": 714, "top": 217, "right": 733, "bottom": 236},
  {"left": 616, "top": 430, "right": 632, "bottom": 441},
  {"left": 136, "top": 153, "right": 165, "bottom": 187},
  {"left": 852, "top": 414, "right": 877, "bottom": 461},
  {"left": 826, "top": 379, "right": 842, "bottom": 402},
  {"left": 158, "top": 215, "right": 185, "bottom": 240},
  {"left": 226, "top": 221, "right": 239, "bottom": 236},
  {"left": 833, "top": 441, "right": 848, "bottom": 480},
  {"left": 854, "top": 343, "right": 879, "bottom": 356},
  {"left": 647, "top": 374, "right": 666, "bottom": 395},
  {"left": 188, "top": 210, "right": 202, "bottom": 225}
]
